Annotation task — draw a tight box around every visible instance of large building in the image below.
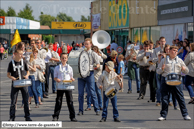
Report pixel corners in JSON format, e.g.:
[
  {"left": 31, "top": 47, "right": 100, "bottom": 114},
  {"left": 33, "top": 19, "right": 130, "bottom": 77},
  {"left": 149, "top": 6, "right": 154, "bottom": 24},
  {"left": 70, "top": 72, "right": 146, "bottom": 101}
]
[
  {"left": 91, "top": 0, "right": 193, "bottom": 48},
  {"left": 0, "top": 16, "right": 40, "bottom": 43}
]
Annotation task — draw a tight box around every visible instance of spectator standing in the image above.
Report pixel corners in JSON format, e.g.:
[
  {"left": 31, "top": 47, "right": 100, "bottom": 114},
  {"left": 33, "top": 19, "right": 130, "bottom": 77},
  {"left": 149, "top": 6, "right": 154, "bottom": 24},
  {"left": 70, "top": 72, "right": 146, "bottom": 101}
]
[{"left": 110, "top": 40, "right": 118, "bottom": 52}]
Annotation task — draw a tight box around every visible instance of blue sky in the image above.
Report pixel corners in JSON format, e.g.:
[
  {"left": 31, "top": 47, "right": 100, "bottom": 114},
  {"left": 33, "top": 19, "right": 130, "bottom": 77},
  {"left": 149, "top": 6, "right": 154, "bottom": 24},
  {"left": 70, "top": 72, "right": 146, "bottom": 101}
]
[{"left": 1, "top": 0, "right": 94, "bottom": 21}]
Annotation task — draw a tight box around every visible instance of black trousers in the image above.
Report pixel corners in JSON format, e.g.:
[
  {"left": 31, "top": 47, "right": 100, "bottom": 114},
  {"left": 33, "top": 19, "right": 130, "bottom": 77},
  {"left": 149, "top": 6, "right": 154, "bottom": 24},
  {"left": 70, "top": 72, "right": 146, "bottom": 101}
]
[
  {"left": 0, "top": 53, "right": 3, "bottom": 60},
  {"left": 10, "top": 85, "right": 30, "bottom": 119},
  {"left": 149, "top": 71, "right": 156, "bottom": 101},
  {"left": 53, "top": 90, "right": 75, "bottom": 120},
  {"left": 44, "top": 63, "right": 50, "bottom": 95},
  {"left": 139, "top": 67, "right": 150, "bottom": 97}
]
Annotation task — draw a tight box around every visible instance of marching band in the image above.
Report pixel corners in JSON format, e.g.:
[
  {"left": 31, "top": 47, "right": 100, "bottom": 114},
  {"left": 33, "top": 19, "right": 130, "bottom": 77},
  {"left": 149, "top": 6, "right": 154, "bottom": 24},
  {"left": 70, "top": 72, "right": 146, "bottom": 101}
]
[{"left": 5, "top": 32, "right": 194, "bottom": 122}]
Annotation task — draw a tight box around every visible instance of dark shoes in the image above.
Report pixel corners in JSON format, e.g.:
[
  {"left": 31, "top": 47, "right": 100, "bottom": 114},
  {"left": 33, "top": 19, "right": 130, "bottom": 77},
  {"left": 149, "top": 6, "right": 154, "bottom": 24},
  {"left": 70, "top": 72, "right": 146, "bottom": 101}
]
[
  {"left": 35, "top": 104, "right": 39, "bottom": 108},
  {"left": 25, "top": 117, "right": 32, "bottom": 121},
  {"left": 114, "top": 118, "right": 121, "bottom": 122},
  {"left": 188, "top": 98, "right": 194, "bottom": 104},
  {"left": 43, "top": 94, "right": 48, "bottom": 98},
  {"left": 127, "top": 90, "right": 132, "bottom": 94},
  {"left": 8, "top": 118, "right": 15, "bottom": 121},
  {"left": 137, "top": 91, "right": 140, "bottom": 93},
  {"left": 71, "top": 118, "right": 78, "bottom": 122},
  {"left": 52, "top": 117, "right": 58, "bottom": 121},
  {"left": 96, "top": 111, "right": 100, "bottom": 115},
  {"left": 99, "top": 118, "right": 106, "bottom": 122},
  {"left": 137, "top": 96, "right": 144, "bottom": 100},
  {"left": 53, "top": 91, "right": 57, "bottom": 94},
  {"left": 77, "top": 112, "right": 83, "bottom": 115},
  {"left": 85, "top": 108, "right": 91, "bottom": 111}
]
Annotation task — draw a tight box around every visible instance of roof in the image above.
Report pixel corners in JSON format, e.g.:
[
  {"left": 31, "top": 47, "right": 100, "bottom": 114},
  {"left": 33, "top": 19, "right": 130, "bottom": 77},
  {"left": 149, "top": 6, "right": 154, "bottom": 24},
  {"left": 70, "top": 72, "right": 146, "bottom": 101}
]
[{"left": 40, "top": 25, "right": 50, "bottom": 29}]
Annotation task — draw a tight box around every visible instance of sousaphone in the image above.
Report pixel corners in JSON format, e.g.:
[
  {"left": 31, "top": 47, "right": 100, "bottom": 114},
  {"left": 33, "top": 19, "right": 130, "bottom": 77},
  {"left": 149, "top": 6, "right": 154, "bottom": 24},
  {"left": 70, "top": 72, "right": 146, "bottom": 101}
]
[{"left": 92, "top": 30, "right": 111, "bottom": 49}]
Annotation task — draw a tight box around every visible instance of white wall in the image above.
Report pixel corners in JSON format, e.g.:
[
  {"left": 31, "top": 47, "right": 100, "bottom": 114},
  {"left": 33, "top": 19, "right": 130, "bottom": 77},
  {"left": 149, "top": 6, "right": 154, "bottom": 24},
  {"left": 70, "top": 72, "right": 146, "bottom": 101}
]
[
  {"left": 55, "top": 35, "right": 84, "bottom": 45},
  {"left": 160, "top": 25, "right": 174, "bottom": 45}
]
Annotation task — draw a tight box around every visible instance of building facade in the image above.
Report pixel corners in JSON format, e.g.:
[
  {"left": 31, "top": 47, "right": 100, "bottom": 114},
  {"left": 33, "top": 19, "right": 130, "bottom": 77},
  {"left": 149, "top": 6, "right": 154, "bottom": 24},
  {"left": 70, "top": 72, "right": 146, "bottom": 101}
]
[{"left": 158, "top": 0, "right": 193, "bottom": 44}]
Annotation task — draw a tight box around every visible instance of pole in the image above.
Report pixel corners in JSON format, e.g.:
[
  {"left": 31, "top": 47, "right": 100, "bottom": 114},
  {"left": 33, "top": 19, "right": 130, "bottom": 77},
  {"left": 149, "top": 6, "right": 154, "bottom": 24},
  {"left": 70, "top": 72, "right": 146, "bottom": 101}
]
[
  {"left": 193, "top": 0, "right": 194, "bottom": 42},
  {"left": 90, "top": 2, "right": 93, "bottom": 38}
]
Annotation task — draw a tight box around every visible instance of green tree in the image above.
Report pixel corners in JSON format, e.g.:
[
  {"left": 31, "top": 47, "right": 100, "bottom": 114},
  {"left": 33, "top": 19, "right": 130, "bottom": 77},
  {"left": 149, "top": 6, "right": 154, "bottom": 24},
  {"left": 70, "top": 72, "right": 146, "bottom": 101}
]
[
  {"left": 87, "top": 16, "right": 91, "bottom": 21},
  {"left": 56, "top": 12, "right": 74, "bottom": 22},
  {"left": 18, "top": 3, "right": 34, "bottom": 20},
  {"left": 7, "top": 7, "right": 16, "bottom": 16},
  {"left": 39, "top": 14, "right": 56, "bottom": 28},
  {"left": 0, "top": 9, "right": 7, "bottom": 16},
  {"left": 42, "top": 35, "right": 54, "bottom": 44},
  {"left": 81, "top": 15, "right": 90, "bottom": 22}
]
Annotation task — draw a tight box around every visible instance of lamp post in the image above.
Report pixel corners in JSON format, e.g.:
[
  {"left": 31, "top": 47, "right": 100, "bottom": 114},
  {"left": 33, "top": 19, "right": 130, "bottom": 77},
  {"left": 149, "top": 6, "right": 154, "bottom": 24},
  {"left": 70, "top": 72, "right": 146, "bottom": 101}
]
[{"left": 193, "top": 0, "right": 194, "bottom": 42}]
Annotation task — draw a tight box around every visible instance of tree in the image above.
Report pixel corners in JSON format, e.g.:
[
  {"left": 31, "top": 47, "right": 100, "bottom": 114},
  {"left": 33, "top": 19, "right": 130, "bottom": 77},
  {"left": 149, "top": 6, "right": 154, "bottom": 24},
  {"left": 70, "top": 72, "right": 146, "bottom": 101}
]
[
  {"left": 39, "top": 14, "right": 56, "bottom": 28},
  {"left": 18, "top": 3, "right": 34, "bottom": 20},
  {"left": 7, "top": 7, "right": 16, "bottom": 16},
  {"left": 81, "top": 15, "right": 90, "bottom": 22},
  {"left": 56, "top": 12, "right": 74, "bottom": 22},
  {"left": 0, "top": 9, "right": 7, "bottom": 16}
]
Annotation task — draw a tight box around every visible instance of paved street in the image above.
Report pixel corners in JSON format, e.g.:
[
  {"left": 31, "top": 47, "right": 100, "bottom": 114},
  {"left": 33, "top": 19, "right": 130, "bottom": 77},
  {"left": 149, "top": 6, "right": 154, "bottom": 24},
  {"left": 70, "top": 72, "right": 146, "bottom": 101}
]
[{"left": 0, "top": 57, "right": 194, "bottom": 129}]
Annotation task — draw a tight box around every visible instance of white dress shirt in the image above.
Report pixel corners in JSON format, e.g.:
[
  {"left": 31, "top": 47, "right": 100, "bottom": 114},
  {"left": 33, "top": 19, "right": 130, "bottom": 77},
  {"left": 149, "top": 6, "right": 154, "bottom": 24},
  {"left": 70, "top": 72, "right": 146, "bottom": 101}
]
[
  {"left": 54, "top": 63, "right": 73, "bottom": 80},
  {"left": 44, "top": 49, "right": 52, "bottom": 63}
]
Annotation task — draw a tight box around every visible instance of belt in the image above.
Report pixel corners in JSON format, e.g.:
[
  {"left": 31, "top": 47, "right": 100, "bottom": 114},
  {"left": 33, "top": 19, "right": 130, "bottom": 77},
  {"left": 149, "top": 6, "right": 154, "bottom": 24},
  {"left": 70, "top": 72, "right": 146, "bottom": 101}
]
[
  {"left": 140, "top": 66, "right": 149, "bottom": 69},
  {"left": 50, "top": 65, "right": 57, "bottom": 67}
]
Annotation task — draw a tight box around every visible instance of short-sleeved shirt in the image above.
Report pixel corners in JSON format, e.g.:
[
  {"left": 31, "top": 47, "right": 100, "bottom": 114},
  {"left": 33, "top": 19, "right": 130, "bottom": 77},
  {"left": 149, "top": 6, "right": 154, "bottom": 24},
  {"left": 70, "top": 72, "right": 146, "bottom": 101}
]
[
  {"left": 7, "top": 60, "right": 29, "bottom": 79},
  {"left": 118, "top": 61, "right": 125, "bottom": 75},
  {"left": 54, "top": 63, "right": 73, "bottom": 80}
]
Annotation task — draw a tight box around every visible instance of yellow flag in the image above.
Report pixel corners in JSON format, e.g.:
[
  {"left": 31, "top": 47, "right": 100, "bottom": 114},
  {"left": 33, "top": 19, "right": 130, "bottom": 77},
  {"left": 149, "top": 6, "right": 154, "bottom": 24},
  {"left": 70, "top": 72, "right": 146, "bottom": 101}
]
[
  {"left": 11, "top": 29, "right": 21, "bottom": 48},
  {"left": 142, "top": 30, "right": 148, "bottom": 43}
]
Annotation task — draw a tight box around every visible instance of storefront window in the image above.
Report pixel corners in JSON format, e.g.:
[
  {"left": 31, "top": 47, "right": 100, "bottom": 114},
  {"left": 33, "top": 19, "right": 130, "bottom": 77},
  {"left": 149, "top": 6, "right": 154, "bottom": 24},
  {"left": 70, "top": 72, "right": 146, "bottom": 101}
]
[
  {"left": 141, "top": 27, "right": 150, "bottom": 43},
  {"left": 132, "top": 28, "right": 140, "bottom": 44},
  {"left": 151, "top": 26, "right": 160, "bottom": 44}
]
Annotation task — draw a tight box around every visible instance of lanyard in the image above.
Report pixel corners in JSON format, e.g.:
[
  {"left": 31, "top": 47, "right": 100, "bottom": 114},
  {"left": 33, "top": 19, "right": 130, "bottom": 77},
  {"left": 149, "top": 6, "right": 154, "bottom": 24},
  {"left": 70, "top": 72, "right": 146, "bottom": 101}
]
[
  {"left": 12, "top": 59, "right": 24, "bottom": 80},
  {"left": 103, "top": 71, "right": 114, "bottom": 86},
  {"left": 59, "top": 64, "right": 69, "bottom": 80}
]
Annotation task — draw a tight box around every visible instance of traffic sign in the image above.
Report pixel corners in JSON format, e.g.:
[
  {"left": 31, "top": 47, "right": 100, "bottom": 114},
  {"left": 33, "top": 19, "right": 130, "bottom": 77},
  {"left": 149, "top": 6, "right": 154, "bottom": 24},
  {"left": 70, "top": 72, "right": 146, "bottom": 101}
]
[{"left": 116, "top": 46, "right": 123, "bottom": 53}]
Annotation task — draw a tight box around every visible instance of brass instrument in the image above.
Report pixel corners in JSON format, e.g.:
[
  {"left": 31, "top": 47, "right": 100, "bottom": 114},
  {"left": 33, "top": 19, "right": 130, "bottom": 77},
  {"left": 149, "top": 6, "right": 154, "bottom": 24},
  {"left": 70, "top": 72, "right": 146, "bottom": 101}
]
[{"left": 43, "top": 47, "right": 48, "bottom": 52}]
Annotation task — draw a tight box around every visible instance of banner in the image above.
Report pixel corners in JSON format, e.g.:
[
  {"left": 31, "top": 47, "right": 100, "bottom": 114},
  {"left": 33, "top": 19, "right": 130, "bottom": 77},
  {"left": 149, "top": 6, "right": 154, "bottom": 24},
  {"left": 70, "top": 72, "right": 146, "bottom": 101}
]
[
  {"left": 92, "top": 13, "right": 101, "bottom": 31},
  {"left": 109, "top": 0, "right": 129, "bottom": 29},
  {"left": 174, "top": 24, "right": 187, "bottom": 41},
  {"left": 51, "top": 22, "right": 91, "bottom": 29}
]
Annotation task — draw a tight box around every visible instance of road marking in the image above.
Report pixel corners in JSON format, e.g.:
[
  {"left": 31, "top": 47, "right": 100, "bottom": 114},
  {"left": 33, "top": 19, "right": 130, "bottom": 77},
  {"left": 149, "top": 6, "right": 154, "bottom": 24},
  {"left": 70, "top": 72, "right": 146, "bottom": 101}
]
[{"left": 0, "top": 80, "right": 11, "bottom": 83}]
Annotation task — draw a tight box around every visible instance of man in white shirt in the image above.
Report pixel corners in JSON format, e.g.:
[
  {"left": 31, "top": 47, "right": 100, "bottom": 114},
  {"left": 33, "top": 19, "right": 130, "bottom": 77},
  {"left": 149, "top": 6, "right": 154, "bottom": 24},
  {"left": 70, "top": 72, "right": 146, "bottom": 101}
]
[
  {"left": 110, "top": 40, "right": 118, "bottom": 52},
  {"left": 44, "top": 43, "right": 60, "bottom": 96}
]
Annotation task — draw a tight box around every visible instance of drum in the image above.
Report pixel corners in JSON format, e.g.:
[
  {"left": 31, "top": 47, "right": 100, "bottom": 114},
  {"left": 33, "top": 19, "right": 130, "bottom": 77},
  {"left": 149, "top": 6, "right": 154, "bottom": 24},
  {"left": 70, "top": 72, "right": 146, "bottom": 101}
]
[
  {"left": 105, "top": 86, "right": 117, "bottom": 99},
  {"left": 57, "top": 82, "right": 75, "bottom": 90},
  {"left": 13, "top": 79, "right": 32, "bottom": 88},
  {"left": 68, "top": 50, "right": 90, "bottom": 78},
  {"left": 165, "top": 73, "right": 182, "bottom": 86}
]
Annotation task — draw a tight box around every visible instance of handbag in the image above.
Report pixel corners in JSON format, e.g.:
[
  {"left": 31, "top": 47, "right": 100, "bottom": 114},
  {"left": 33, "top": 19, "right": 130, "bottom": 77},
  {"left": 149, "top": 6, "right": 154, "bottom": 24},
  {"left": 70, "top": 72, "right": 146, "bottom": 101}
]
[{"left": 37, "top": 69, "right": 45, "bottom": 83}]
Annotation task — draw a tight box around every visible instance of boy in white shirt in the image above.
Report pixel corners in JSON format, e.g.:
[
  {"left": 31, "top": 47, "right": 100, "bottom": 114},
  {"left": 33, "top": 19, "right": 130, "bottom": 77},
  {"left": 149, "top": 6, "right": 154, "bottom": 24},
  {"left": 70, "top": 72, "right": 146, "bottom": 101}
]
[
  {"left": 98, "top": 61, "right": 122, "bottom": 122},
  {"left": 52, "top": 53, "right": 77, "bottom": 122}
]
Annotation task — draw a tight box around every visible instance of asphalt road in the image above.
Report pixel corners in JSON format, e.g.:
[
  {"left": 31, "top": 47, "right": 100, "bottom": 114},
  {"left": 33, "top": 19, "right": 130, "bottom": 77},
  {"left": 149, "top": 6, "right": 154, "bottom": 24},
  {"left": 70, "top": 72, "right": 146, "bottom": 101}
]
[{"left": 0, "top": 57, "right": 194, "bottom": 129}]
